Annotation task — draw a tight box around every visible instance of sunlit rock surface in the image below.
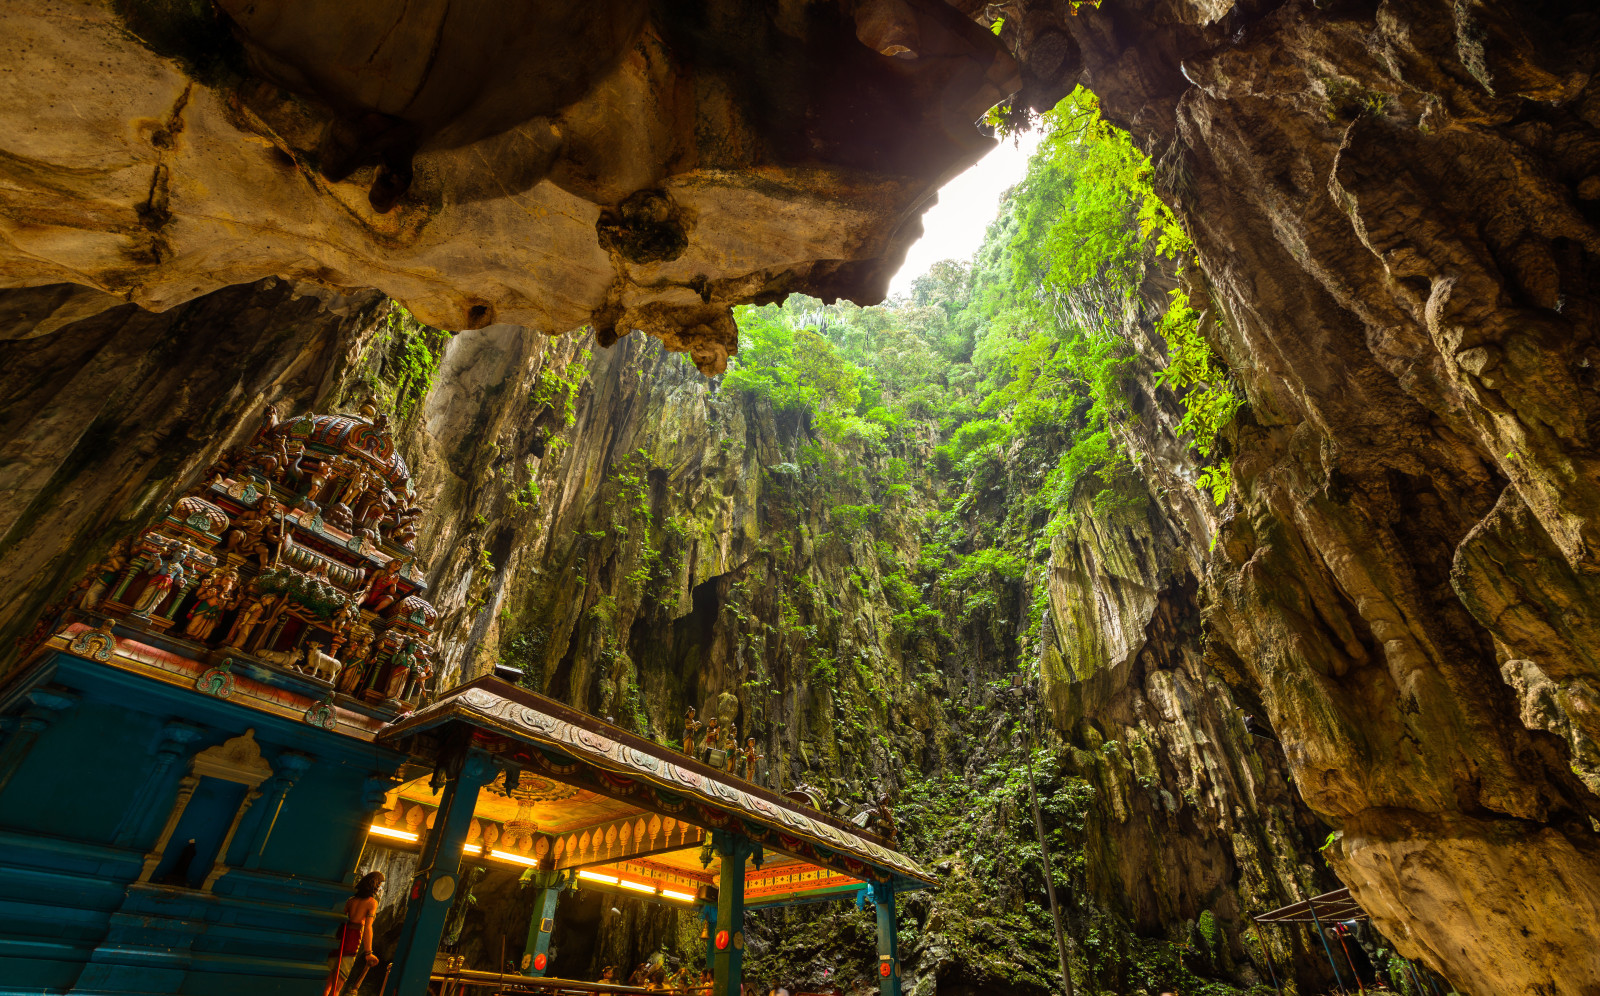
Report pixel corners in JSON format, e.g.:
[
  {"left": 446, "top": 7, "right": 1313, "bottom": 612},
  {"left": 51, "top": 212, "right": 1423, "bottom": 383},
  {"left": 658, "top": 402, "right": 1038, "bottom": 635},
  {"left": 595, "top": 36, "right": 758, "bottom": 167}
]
[
  {"left": 0, "top": 0, "right": 1016, "bottom": 371},
  {"left": 1000, "top": 0, "right": 1600, "bottom": 990}
]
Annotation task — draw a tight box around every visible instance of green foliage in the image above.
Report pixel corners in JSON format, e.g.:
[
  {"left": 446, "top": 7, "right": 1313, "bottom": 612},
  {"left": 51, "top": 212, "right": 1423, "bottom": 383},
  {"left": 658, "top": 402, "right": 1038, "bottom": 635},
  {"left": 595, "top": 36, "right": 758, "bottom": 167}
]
[
  {"left": 532, "top": 348, "right": 591, "bottom": 428},
  {"left": 381, "top": 302, "right": 450, "bottom": 419}
]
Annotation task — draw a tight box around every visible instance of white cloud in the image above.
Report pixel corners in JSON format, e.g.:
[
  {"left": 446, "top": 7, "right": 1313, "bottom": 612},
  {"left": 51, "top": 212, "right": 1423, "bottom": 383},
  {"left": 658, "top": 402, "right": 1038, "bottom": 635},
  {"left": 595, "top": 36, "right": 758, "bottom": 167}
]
[{"left": 888, "top": 128, "right": 1043, "bottom": 297}]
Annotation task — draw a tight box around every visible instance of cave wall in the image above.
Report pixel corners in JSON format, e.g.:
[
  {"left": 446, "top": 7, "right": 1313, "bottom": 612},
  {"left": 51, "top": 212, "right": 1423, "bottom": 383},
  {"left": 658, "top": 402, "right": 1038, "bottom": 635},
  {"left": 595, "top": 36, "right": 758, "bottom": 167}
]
[{"left": 982, "top": 0, "right": 1600, "bottom": 990}]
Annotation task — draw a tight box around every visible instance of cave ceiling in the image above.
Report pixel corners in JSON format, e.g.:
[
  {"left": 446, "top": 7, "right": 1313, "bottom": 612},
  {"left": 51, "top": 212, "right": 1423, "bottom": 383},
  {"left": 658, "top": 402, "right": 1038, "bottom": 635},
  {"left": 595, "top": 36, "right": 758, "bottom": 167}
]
[{"left": 0, "top": 0, "right": 1019, "bottom": 372}]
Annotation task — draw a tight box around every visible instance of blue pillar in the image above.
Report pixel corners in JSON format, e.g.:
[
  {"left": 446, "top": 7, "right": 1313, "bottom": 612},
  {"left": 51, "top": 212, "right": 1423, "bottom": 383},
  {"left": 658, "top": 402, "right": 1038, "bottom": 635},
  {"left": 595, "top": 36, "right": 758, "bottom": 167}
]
[
  {"left": 701, "top": 905, "right": 717, "bottom": 973},
  {"left": 522, "top": 869, "right": 566, "bottom": 976},
  {"left": 710, "top": 830, "right": 756, "bottom": 996},
  {"left": 384, "top": 752, "right": 495, "bottom": 996},
  {"left": 869, "top": 880, "right": 902, "bottom": 996}
]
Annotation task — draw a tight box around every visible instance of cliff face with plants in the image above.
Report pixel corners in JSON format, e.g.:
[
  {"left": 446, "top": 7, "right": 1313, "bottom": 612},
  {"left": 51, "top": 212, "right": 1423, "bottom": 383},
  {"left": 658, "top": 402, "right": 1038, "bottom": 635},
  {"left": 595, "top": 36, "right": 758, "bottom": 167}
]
[
  {"left": 974, "top": 0, "right": 1600, "bottom": 992},
  {"left": 2, "top": 0, "right": 1599, "bottom": 994}
]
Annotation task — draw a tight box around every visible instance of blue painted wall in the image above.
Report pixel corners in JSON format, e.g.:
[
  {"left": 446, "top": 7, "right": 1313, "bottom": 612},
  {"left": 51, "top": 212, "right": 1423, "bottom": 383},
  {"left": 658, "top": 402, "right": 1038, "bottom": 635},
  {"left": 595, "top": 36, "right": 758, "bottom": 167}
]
[{"left": 0, "top": 651, "right": 406, "bottom": 995}]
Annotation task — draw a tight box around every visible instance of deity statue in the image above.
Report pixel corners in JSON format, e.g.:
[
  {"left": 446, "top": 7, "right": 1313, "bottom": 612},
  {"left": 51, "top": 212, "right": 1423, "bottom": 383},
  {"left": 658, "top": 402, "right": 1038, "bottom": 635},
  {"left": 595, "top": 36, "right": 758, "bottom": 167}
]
[
  {"left": 254, "top": 432, "right": 295, "bottom": 483},
  {"left": 390, "top": 504, "right": 423, "bottom": 549},
  {"left": 721, "top": 724, "right": 739, "bottom": 773},
  {"left": 682, "top": 707, "right": 703, "bottom": 756},
  {"left": 183, "top": 566, "right": 240, "bottom": 642},
  {"left": 335, "top": 657, "right": 366, "bottom": 695},
  {"left": 382, "top": 641, "right": 417, "bottom": 700},
  {"left": 304, "top": 455, "right": 336, "bottom": 504},
  {"left": 224, "top": 588, "right": 279, "bottom": 648},
  {"left": 223, "top": 500, "right": 281, "bottom": 567},
  {"left": 328, "top": 599, "right": 362, "bottom": 657},
  {"left": 739, "top": 738, "right": 763, "bottom": 781},
  {"left": 870, "top": 794, "right": 897, "bottom": 844},
  {"left": 131, "top": 548, "right": 189, "bottom": 618},
  {"left": 346, "top": 623, "right": 375, "bottom": 664},
  {"left": 701, "top": 716, "right": 719, "bottom": 765},
  {"left": 403, "top": 642, "right": 435, "bottom": 701},
  {"left": 365, "top": 557, "right": 406, "bottom": 613},
  {"left": 250, "top": 403, "right": 280, "bottom": 444},
  {"left": 81, "top": 538, "right": 132, "bottom": 610}
]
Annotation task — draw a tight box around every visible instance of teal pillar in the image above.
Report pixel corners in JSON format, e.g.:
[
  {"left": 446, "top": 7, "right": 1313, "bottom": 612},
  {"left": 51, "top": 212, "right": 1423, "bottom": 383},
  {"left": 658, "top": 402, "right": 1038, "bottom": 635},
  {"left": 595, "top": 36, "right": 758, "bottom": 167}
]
[
  {"left": 384, "top": 753, "right": 495, "bottom": 996},
  {"left": 521, "top": 869, "right": 567, "bottom": 976},
  {"left": 869, "top": 881, "right": 902, "bottom": 996},
  {"left": 709, "top": 830, "right": 758, "bottom": 996},
  {"left": 702, "top": 905, "right": 717, "bottom": 973}
]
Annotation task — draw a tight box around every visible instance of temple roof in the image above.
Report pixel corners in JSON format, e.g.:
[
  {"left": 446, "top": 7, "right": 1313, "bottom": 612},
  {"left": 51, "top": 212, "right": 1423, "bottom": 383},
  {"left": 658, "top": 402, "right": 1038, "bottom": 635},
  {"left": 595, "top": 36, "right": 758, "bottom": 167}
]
[
  {"left": 377, "top": 678, "right": 935, "bottom": 893},
  {"left": 283, "top": 412, "right": 412, "bottom": 489}
]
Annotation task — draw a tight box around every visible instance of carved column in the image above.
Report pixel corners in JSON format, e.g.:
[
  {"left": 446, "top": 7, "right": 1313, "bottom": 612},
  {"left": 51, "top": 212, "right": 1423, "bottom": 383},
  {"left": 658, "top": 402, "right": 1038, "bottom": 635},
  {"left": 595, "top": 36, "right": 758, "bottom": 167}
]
[
  {"left": 200, "top": 785, "right": 263, "bottom": 891},
  {"left": 384, "top": 751, "right": 495, "bottom": 996},
  {"left": 112, "top": 720, "right": 208, "bottom": 848},
  {"left": 240, "top": 751, "right": 313, "bottom": 871},
  {"left": 138, "top": 774, "right": 202, "bottom": 883},
  {"left": 0, "top": 687, "right": 79, "bottom": 798},
  {"left": 341, "top": 771, "right": 402, "bottom": 885}
]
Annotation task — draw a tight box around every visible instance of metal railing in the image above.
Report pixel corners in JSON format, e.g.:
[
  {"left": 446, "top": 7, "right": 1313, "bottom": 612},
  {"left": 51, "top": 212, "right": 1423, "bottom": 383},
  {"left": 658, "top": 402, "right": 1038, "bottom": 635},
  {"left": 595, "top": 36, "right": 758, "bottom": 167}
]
[{"left": 428, "top": 968, "right": 711, "bottom": 995}]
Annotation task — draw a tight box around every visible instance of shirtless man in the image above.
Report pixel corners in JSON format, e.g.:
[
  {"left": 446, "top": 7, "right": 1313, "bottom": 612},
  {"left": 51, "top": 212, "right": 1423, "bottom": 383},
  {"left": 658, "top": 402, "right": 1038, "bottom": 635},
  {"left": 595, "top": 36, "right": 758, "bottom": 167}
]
[{"left": 326, "top": 871, "right": 383, "bottom": 995}]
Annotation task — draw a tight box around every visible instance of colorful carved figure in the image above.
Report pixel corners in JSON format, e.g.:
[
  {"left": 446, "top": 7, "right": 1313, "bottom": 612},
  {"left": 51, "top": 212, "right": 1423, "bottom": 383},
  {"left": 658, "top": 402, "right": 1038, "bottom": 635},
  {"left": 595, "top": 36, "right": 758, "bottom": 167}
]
[
  {"left": 682, "top": 707, "right": 702, "bottom": 756},
  {"left": 257, "top": 644, "right": 304, "bottom": 669},
  {"left": 403, "top": 642, "right": 434, "bottom": 701},
  {"left": 251, "top": 403, "right": 280, "bottom": 444},
  {"left": 131, "top": 548, "right": 189, "bottom": 618},
  {"left": 722, "top": 724, "right": 739, "bottom": 773},
  {"left": 335, "top": 658, "right": 367, "bottom": 695},
  {"left": 701, "top": 716, "right": 720, "bottom": 765},
  {"left": 739, "top": 738, "right": 763, "bottom": 781},
  {"left": 382, "top": 641, "right": 416, "bottom": 700},
  {"left": 81, "top": 538, "right": 132, "bottom": 610},
  {"left": 364, "top": 557, "right": 405, "bottom": 613},
  {"left": 223, "top": 501, "right": 279, "bottom": 565},
  {"left": 389, "top": 505, "right": 423, "bottom": 549},
  {"left": 224, "top": 588, "right": 278, "bottom": 648},
  {"left": 184, "top": 566, "right": 240, "bottom": 642}
]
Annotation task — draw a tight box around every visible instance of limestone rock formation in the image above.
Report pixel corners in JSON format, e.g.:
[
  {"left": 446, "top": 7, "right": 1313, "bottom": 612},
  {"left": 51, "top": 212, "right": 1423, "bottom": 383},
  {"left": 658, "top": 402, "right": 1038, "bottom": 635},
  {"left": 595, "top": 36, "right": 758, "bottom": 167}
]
[
  {"left": 0, "top": 0, "right": 1016, "bottom": 372},
  {"left": 1014, "top": 0, "right": 1600, "bottom": 990}
]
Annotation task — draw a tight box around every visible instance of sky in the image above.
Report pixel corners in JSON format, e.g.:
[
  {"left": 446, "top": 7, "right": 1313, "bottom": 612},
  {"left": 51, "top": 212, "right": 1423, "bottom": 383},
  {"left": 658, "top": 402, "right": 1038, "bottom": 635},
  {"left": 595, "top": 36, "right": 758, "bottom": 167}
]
[{"left": 887, "top": 128, "right": 1043, "bottom": 297}]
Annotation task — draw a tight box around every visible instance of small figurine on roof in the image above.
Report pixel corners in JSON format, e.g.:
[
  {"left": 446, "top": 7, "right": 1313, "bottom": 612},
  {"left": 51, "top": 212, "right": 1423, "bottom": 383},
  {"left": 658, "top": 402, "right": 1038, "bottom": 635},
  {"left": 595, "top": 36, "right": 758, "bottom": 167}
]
[
  {"left": 722, "top": 724, "right": 739, "bottom": 773},
  {"left": 739, "top": 738, "right": 763, "bottom": 781},
  {"left": 701, "top": 716, "right": 720, "bottom": 764},
  {"left": 682, "top": 706, "right": 703, "bottom": 756}
]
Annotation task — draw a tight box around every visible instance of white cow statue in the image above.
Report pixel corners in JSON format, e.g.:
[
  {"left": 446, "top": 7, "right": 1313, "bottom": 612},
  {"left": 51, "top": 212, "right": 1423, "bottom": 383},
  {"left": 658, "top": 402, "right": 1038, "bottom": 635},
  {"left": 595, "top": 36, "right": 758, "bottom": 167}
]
[
  {"left": 304, "top": 642, "right": 341, "bottom": 682},
  {"left": 256, "top": 645, "right": 303, "bottom": 670}
]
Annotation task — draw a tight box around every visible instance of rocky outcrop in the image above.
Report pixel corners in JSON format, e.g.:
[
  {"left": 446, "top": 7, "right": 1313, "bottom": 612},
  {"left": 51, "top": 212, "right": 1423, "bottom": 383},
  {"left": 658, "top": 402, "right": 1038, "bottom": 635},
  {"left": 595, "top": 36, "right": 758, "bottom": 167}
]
[
  {"left": 1004, "top": 0, "right": 1600, "bottom": 990},
  {"left": 0, "top": 0, "right": 1016, "bottom": 371}
]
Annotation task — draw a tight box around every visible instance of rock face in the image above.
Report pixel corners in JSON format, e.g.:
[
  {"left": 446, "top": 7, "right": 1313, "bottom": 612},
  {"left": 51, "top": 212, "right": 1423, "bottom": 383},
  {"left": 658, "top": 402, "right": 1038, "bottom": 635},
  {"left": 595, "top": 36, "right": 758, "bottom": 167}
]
[
  {"left": 3, "top": 0, "right": 1600, "bottom": 992},
  {"left": 999, "top": 0, "right": 1600, "bottom": 990},
  {"left": 0, "top": 0, "right": 1016, "bottom": 371}
]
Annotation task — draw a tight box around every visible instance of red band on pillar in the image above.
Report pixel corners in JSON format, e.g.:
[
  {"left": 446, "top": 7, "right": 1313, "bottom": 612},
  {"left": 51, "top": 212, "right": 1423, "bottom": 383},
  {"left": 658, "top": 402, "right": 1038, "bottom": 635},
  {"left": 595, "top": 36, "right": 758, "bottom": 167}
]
[
  {"left": 880, "top": 962, "right": 892, "bottom": 978},
  {"left": 534, "top": 954, "right": 547, "bottom": 971},
  {"left": 715, "top": 930, "right": 730, "bottom": 951}
]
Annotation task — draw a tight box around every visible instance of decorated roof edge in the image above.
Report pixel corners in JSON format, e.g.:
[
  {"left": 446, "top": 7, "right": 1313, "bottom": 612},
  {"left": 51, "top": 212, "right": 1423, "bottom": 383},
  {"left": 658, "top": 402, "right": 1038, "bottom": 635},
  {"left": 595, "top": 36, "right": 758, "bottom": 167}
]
[{"left": 378, "top": 678, "right": 935, "bottom": 886}]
